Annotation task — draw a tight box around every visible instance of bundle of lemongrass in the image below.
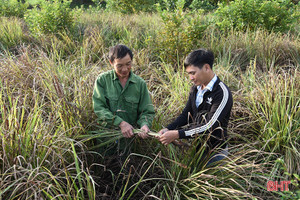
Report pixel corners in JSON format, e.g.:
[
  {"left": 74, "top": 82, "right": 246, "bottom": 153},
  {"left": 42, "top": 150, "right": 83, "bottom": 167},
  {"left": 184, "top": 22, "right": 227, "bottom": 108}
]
[
  {"left": 80, "top": 128, "right": 160, "bottom": 150},
  {"left": 133, "top": 129, "right": 160, "bottom": 137}
]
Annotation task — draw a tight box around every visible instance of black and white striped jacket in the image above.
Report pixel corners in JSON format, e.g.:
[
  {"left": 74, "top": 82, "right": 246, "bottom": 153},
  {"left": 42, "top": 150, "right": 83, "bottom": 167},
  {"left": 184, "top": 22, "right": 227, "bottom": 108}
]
[{"left": 167, "top": 76, "right": 233, "bottom": 149}]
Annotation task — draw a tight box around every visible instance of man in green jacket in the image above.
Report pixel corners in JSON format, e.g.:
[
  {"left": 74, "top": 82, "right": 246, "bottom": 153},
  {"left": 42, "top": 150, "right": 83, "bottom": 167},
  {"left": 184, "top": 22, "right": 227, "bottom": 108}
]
[{"left": 93, "top": 44, "right": 155, "bottom": 141}]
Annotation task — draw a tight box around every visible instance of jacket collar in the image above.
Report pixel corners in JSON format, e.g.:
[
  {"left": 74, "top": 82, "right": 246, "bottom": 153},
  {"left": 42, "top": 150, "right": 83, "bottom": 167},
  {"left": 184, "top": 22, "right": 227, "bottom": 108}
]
[
  {"left": 113, "top": 70, "right": 137, "bottom": 83},
  {"left": 192, "top": 76, "right": 220, "bottom": 93},
  {"left": 196, "top": 74, "right": 217, "bottom": 92},
  {"left": 211, "top": 76, "right": 220, "bottom": 91}
]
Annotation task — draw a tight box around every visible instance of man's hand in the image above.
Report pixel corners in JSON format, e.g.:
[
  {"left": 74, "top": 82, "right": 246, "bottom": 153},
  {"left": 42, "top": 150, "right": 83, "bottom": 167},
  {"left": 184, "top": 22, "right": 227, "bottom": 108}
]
[
  {"left": 158, "top": 130, "right": 179, "bottom": 145},
  {"left": 119, "top": 121, "right": 134, "bottom": 138},
  {"left": 158, "top": 128, "right": 169, "bottom": 135},
  {"left": 138, "top": 124, "right": 150, "bottom": 139}
]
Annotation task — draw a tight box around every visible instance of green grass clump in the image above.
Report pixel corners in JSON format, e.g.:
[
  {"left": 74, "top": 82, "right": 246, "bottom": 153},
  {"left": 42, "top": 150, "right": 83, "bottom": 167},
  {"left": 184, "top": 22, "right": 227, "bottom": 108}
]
[
  {"left": 0, "top": 82, "right": 95, "bottom": 199},
  {"left": 242, "top": 63, "right": 300, "bottom": 175},
  {"left": 0, "top": 47, "right": 97, "bottom": 199},
  {"left": 0, "top": 17, "right": 29, "bottom": 51}
]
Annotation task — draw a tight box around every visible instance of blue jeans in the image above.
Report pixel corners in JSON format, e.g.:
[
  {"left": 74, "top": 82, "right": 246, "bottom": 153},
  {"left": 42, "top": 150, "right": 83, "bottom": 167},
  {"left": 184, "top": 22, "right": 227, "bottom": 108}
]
[{"left": 206, "top": 145, "right": 228, "bottom": 166}]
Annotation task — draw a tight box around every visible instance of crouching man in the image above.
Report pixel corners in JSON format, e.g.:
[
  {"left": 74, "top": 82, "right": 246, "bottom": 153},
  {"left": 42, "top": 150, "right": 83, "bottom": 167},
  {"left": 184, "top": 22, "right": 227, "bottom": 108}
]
[{"left": 158, "top": 48, "right": 233, "bottom": 166}]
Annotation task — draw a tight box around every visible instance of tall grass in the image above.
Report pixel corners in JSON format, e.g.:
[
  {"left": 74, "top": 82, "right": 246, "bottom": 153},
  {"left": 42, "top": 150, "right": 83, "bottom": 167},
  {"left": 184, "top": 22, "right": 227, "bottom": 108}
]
[
  {"left": 0, "top": 47, "right": 97, "bottom": 199},
  {"left": 150, "top": 62, "right": 191, "bottom": 129},
  {"left": 0, "top": 83, "right": 95, "bottom": 199},
  {"left": 242, "top": 62, "right": 300, "bottom": 175},
  {"left": 0, "top": 17, "right": 29, "bottom": 51}
]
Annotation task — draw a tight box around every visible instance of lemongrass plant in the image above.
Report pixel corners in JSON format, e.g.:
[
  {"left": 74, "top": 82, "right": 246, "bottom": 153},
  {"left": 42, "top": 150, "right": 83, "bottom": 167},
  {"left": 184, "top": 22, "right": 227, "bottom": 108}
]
[
  {"left": 242, "top": 61, "right": 300, "bottom": 175},
  {"left": 0, "top": 45, "right": 97, "bottom": 199},
  {"left": 0, "top": 17, "right": 28, "bottom": 50},
  {"left": 0, "top": 85, "right": 95, "bottom": 199}
]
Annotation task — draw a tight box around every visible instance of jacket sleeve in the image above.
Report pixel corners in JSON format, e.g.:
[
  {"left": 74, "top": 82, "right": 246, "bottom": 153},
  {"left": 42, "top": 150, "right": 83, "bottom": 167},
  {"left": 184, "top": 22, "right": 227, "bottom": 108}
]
[
  {"left": 178, "top": 82, "right": 232, "bottom": 139},
  {"left": 92, "top": 76, "right": 123, "bottom": 127},
  {"left": 136, "top": 81, "right": 155, "bottom": 128},
  {"left": 167, "top": 91, "right": 193, "bottom": 130}
]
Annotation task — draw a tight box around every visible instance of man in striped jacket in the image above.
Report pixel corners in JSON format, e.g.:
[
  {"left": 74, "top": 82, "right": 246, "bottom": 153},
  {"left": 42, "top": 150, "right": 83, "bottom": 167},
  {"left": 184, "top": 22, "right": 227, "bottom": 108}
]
[{"left": 158, "top": 48, "right": 233, "bottom": 165}]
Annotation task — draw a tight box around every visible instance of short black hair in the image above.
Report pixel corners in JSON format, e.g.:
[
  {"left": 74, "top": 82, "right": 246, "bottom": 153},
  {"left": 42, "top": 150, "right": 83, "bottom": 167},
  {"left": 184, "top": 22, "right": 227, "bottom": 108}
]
[
  {"left": 109, "top": 44, "right": 133, "bottom": 63},
  {"left": 184, "top": 48, "right": 214, "bottom": 69}
]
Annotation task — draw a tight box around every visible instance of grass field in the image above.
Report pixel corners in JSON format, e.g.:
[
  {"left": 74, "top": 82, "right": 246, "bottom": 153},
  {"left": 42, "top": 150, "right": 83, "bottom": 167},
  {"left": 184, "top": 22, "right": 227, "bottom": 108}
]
[{"left": 0, "top": 4, "right": 300, "bottom": 200}]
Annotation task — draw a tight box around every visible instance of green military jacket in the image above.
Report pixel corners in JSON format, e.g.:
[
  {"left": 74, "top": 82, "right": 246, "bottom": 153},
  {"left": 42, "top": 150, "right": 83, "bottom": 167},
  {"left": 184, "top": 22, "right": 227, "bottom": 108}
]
[{"left": 93, "top": 70, "right": 155, "bottom": 128}]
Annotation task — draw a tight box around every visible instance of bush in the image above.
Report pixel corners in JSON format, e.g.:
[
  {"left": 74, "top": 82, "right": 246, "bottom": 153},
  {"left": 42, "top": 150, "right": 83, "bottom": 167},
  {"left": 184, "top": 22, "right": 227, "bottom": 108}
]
[
  {"left": 189, "top": 0, "right": 218, "bottom": 10},
  {"left": 24, "top": 0, "right": 77, "bottom": 37},
  {"left": 152, "top": 0, "right": 209, "bottom": 65},
  {"left": 0, "top": 0, "right": 29, "bottom": 18},
  {"left": 103, "top": 0, "right": 196, "bottom": 13},
  {"left": 91, "top": 0, "right": 107, "bottom": 9},
  {"left": 214, "top": 0, "right": 299, "bottom": 32},
  {"left": 105, "top": 0, "right": 157, "bottom": 13},
  {"left": 102, "top": 0, "right": 232, "bottom": 13}
]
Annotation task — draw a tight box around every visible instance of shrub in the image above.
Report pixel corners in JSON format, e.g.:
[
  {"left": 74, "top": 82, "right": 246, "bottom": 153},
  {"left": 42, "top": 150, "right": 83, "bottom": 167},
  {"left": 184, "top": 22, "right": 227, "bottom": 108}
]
[
  {"left": 102, "top": 0, "right": 233, "bottom": 13},
  {"left": 105, "top": 0, "right": 157, "bottom": 13},
  {"left": 214, "top": 0, "right": 299, "bottom": 32},
  {"left": 0, "top": 0, "right": 29, "bottom": 18},
  {"left": 103, "top": 0, "right": 195, "bottom": 13},
  {"left": 152, "top": 0, "right": 209, "bottom": 65},
  {"left": 91, "top": 0, "right": 107, "bottom": 9},
  {"left": 24, "top": 0, "right": 77, "bottom": 37},
  {"left": 189, "top": 0, "right": 218, "bottom": 10}
]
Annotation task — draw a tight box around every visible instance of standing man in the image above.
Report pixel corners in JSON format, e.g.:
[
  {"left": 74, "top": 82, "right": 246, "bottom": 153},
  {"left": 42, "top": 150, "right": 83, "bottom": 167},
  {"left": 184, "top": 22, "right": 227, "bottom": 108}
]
[
  {"left": 158, "top": 48, "right": 233, "bottom": 165},
  {"left": 93, "top": 44, "right": 155, "bottom": 144}
]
